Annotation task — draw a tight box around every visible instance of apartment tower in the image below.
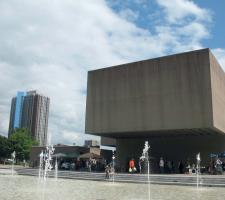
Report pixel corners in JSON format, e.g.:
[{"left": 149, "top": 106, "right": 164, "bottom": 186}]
[{"left": 8, "top": 90, "right": 50, "bottom": 146}]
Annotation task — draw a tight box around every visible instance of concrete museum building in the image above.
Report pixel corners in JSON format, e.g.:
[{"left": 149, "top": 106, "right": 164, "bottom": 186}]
[{"left": 85, "top": 48, "right": 225, "bottom": 172}]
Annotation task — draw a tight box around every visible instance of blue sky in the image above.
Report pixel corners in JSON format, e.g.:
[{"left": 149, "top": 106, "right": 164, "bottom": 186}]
[
  {"left": 0, "top": 0, "right": 224, "bottom": 145},
  {"left": 195, "top": 0, "right": 225, "bottom": 49}
]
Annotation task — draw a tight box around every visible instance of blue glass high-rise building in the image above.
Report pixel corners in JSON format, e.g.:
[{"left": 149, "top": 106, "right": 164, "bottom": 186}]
[
  {"left": 8, "top": 90, "right": 50, "bottom": 146},
  {"left": 13, "top": 91, "right": 26, "bottom": 128}
]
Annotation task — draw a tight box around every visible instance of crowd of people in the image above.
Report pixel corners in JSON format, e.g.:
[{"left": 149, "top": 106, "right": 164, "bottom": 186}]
[
  {"left": 53, "top": 157, "right": 117, "bottom": 180},
  {"left": 56, "top": 156, "right": 225, "bottom": 176},
  {"left": 57, "top": 158, "right": 106, "bottom": 172},
  {"left": 159, "top": 157, "right": 179, "bottom": 174},
  {"left": 126, "top": 157, "right": 225, "bottom": 175},
  {"left": 157, "top": 157, "right": 225, "bottom": 174}
]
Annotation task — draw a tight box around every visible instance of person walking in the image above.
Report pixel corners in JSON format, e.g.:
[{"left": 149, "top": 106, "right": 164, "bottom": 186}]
[
  {"left": 168, "top": 160, "right": 172, "bottom": 173},
  {"left": 105, "top": 165, "right": 110, "bottom": 179}
]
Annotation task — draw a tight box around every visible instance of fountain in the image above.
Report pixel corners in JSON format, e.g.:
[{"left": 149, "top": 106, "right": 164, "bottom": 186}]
[
  {"left": 38, "top": 150, "right": 44, "bottom": 180},
  {"left": 38, "top": 145, "right": 55, "bottom": 181},
  {"left": 11, "top": 151, "right": 16, "bottom": 176},
  {"left": 196, "top": 152, "right": 201, "bottom": 189},
  {"left": 111, "top": 150, "right": 115, "bottom": 184},
  {"left": 140, "top": 141, "right": 151, "bottom": 200},
  {"left": 55, "top": 157, "right": 58, "bottom": 180},
  {"left": 44, "top": 145, "right": 55, "bottom": 180}
]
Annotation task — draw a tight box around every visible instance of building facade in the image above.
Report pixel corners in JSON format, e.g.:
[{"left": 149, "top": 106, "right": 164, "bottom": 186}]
[
  {"left": 85, "top": 48, "right": 225, "bottom": 172},
  {"left": 29, "top": 144, "right": 112, "bottom": 169},
  {"left": 84, "top": 140, "right": 100, "bottom": 147},
  {"left": 8, "top": 90, "right": 50, "bottom": 146}
]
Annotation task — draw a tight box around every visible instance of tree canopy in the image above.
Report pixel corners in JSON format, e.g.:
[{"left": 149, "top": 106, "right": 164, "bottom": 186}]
[
  {"left": 9, "top": 128, "right": 38, "bottom": 161},
  {"left": 0, "top": 135, "right": 11, "bottom": 160},
  {"left": 0, "top": 128, "right": 38, "bottom": 162}
]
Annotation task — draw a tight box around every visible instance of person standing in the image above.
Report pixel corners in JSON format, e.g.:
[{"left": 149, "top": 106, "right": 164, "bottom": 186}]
[
  {"left": 129, "top": 158, "right": 136, "bottom": 173},
  {"left": 159, "top": 157, "right": 164, "bottom": 173},
  {"left": 168, "top": 160, "right": 172, "bottom": 173},
  {"left": 215, "top": 158, "right": 223, "bottom": 174},
  {"left": 178, "top": 161, "right": 184, "bottom": 174}
]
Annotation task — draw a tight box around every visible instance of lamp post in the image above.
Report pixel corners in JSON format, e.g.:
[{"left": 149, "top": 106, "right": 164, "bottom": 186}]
[{"left": 112, "top": 150, "right": 115, "bottom": 184}]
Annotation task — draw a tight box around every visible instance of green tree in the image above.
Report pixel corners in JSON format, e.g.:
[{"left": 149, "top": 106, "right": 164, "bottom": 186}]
[
  {"left": 0, "top": 135, "right": 11, "bottom": 161},
  {"left": 9, "top": 128, "right": 38, "bottom": 162}
]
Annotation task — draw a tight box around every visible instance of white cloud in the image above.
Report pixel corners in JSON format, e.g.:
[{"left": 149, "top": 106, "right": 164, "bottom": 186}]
[
  {"left": 156, "top": 0, "right": 211, "bottom": 24},
  {"left": 119, "top": 8, "right": 139, "bottom": 22},
  {"left": 61, "top": 131, "right": 99, "bottom": 146},
  {"left": 0, "top": 0, "right": 220, "bottom": 146},
  {"left": 0, "top": 0, "right": 161, "bottom": 145},
  {"left": 151, "top": 0, "right": 212, "bottom": 53},
  {"left": 179, "top": 22, "right": 209, "bottom": 40},
  {"left": 62, "top": 131, "right": 80, "bottom": 144}
]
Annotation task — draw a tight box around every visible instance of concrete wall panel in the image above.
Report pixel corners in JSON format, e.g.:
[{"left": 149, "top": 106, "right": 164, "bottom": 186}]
[
  {"left": 86, "top": 49, "right": 213, "bottom": 136},
  {"left": 209, "top": 51, "right": 225, "bottom": 134}
]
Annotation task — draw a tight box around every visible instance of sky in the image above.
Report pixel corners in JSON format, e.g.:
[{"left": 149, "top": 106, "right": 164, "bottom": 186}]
[{"left": 0, "top": 0, "right": 225, "bottom": 146}]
